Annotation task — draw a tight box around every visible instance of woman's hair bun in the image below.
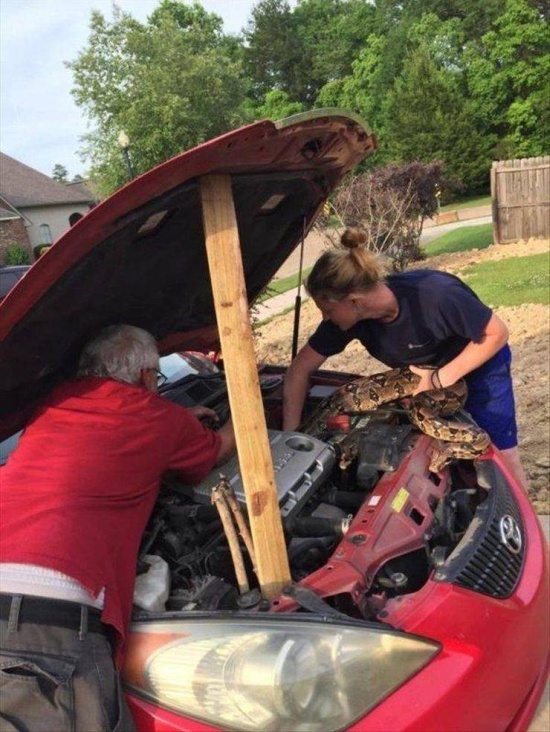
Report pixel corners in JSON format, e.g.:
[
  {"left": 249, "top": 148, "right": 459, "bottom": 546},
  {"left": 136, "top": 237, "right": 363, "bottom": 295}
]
[{"left": 340, "top": 227, "right": 367, "bottom": 250}]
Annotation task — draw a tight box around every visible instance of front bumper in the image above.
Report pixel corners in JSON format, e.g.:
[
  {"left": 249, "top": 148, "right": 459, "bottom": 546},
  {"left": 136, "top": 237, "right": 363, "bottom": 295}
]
[
  {"left": 124, "top": 452, "right": 549, "bottom": 732},
  {"left": 358, "top": 452, "right": 549, "bottom": 731}
]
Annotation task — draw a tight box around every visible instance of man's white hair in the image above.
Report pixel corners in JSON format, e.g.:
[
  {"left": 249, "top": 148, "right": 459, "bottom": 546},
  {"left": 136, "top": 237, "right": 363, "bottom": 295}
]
[{"left": 78, "top": 324, "right": 159, "bottom": 385}]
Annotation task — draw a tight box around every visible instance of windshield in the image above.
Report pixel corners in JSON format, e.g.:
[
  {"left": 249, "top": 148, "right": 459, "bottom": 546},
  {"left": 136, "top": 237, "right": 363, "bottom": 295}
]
[{"left": 160, "top": 352, "right": 219, "bottom": 385}]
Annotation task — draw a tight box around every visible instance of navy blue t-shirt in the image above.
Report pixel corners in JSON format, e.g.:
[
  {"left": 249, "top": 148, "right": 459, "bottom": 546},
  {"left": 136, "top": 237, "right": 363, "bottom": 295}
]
[{"left": 308, "top": 270, "right": 493, "bottom": 368}]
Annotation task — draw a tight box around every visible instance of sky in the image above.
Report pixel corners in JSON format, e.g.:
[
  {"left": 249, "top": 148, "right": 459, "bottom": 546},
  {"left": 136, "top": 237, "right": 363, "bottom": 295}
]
[{"left": 0, "top": 0, "right": 262, "bottom": 178}]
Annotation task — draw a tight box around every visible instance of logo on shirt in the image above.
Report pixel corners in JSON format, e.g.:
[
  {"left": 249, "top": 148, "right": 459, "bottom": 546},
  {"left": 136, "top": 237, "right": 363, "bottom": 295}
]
[{"left": 407, "top": 341, "right": 430, "bottom": 349}]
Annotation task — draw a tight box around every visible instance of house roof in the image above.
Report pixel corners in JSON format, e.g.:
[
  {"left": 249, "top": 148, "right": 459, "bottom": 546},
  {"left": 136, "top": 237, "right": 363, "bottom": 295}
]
[
  {"left": 0, "top": 152, "right": 95, "bottom": 208},
  {"left": 0, "top": 195, "right": 22, "bottom": 220},
  {"left": 64, "top": 179, "right": 98, "bottom": 202},
  {"left": 0, "top": 206, "right": 20, "bottom": 221}
]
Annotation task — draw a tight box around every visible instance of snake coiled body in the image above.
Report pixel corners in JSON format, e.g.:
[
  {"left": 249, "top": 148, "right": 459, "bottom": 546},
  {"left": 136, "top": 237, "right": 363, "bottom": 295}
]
[{"left": 306, "top": 367, "right": 490, "bottom": 473}]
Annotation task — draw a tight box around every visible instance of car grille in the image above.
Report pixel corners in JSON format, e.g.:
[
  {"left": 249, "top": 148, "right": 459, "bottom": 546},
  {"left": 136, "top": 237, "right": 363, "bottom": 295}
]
[{"left": 435, "top": 464, "right": 525, "bottom": 598}]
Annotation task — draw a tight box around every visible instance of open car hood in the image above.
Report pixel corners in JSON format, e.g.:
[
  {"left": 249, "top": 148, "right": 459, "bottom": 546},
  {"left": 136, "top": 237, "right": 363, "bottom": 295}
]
[{"left": 0, "top": 109, "right": 376, "bottom": 439}]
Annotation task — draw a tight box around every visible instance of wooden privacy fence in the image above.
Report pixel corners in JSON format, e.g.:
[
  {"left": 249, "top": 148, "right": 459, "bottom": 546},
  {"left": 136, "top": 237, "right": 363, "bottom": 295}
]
[{"left": 491, "top": 156, "right": 550, "bottom": 244}]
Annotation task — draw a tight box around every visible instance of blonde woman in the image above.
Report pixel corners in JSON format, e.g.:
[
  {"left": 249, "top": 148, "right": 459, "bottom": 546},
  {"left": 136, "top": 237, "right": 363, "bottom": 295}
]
[{"left": 283, "top": 228, "right": 527, "bottom": 487}]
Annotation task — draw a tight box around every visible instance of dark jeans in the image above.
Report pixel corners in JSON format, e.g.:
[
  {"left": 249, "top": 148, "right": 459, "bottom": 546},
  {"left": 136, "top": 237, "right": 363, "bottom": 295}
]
[
  {"left": 465, "top": 344, "right": 518, "bottom": 450},
  {"left": 0, "top": 599, "right": 135, "bottom": 732}
]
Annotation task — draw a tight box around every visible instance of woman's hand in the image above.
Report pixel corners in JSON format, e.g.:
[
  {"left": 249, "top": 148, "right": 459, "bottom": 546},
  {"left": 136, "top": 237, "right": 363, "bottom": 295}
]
[
  {"left": 409, "top": 365, "right": 439, "bottom": 395},
  {"left": 409, "top": 315, "right": 509, "bottom": 396}
]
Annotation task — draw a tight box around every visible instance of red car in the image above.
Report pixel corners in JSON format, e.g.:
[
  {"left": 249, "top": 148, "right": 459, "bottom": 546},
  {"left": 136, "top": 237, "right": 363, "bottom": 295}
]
[{"left": 0, "top": 111, "right": 548, "bottom": 731}]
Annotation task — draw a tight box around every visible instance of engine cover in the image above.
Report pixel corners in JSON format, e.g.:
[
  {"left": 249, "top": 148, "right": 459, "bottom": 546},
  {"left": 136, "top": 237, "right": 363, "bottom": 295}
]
[{"left": 192, "top": 430, "right": 336, "bottom": 518}]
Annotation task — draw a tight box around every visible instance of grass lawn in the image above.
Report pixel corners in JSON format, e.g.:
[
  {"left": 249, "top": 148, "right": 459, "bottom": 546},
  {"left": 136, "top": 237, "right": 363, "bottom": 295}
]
[
  {"left": 462, "top": 252, "right": 550, "bottom": 307},
  {"left": 440, "top": 195, "right": 491, "bottom": 212},
  {"left": 423, "top": 223, "right": 494, "bottom": 257},
  {"left": 257, "top": 267, "right": 312, "bottom": 302}
]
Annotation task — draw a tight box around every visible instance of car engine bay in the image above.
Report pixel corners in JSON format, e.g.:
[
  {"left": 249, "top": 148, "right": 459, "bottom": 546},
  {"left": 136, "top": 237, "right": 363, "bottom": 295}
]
[{"left": 135, "top": 364, "right": 508, "bottom": 622}]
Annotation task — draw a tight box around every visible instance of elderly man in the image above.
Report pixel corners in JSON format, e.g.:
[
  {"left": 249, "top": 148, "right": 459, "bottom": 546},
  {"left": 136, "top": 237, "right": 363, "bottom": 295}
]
[{"left": 0, "top": 324, "right": 235, "bottom": 731}]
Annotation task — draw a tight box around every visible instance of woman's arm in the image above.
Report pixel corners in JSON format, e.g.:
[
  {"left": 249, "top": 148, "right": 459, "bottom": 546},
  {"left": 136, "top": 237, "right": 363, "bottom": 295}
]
[
  {"left": 411, "top": 313, "right": 509, "bottom": 393},
  {"left": 283, "top": 344, "right": 327, "bottom": 430}
]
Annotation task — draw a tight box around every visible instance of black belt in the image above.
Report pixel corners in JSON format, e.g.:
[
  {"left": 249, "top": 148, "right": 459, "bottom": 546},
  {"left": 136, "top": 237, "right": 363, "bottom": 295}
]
[{"left": 0, "top": 593, "right": 108, "bottom": 637}]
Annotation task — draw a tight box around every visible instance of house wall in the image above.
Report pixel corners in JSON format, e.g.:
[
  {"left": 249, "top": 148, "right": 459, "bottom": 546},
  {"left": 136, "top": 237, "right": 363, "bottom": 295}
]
[
  {"left": 20, "top": 202, "right": 93, "bottom": 249},
  {"left": 0, "top": 218, "right": 33, "bottom": 264}
]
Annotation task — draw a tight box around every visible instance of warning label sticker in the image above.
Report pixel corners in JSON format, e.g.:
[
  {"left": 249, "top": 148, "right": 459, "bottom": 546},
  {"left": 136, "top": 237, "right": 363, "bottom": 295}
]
[{"left": 391, "top": 487, "right": 409, "bottom": 512}]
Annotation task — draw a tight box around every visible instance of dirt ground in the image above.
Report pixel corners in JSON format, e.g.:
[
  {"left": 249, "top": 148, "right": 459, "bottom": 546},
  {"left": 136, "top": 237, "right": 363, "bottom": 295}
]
[{"left": 254, "top": 238, "right": 550, "bottom": 513}]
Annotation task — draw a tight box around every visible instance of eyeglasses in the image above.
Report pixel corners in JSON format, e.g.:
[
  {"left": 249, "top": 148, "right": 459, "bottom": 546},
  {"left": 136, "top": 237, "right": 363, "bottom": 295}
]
[{"left": 152, "top": 368, "right": 167, "bottom": 388}]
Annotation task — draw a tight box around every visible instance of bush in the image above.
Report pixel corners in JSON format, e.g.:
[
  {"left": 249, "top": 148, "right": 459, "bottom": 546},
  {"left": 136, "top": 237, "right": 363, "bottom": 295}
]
[
  {"left": 320, "top": 161, "right": 458, "bottom": 271},
  {"left": 4, "top": 243, "right": 31, "bottom": 265},
  {"left": 33, "top": 245, "right": 52, "bottom": 260}
]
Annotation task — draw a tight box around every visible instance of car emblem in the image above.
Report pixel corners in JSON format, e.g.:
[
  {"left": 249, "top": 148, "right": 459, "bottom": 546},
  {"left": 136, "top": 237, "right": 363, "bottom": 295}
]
[{"left": 499, "top": 515, "right": 522, "bottom": 555}]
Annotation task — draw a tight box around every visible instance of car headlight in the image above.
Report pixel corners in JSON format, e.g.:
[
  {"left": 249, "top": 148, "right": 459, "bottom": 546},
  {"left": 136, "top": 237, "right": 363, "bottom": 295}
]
[{"left": 123, "top": 618, "right": 439, "bottom": 731}]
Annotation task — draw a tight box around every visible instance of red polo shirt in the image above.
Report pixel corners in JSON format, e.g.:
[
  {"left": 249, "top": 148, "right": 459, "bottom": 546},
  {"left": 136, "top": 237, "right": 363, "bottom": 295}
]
[{"left": 0, "top": 377, "right": 221, "bottom": 664}]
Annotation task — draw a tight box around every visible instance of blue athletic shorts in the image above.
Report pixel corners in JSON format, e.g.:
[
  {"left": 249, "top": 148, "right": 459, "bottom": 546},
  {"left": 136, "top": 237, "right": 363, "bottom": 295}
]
[{"left": 464, "top": 345, "right": 518, "bottom": 450}]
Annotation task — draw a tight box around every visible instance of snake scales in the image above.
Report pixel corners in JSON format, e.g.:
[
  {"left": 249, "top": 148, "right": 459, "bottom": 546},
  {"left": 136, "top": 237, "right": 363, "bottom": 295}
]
[{"left": 304, "top": 367, "right": 490, "bottom": 473}]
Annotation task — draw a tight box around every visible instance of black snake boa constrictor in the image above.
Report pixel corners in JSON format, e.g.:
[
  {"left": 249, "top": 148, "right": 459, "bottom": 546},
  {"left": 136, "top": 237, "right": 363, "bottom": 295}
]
[{"left": 305, "top": 367, "right": 491, "bottom": 473}]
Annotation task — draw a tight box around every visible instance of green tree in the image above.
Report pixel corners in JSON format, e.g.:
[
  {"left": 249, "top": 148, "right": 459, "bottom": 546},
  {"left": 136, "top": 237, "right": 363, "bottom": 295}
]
[
  {"left": 466, "top": 0, "right": 550, "bottom": 158},
  {"left": 406, "top": 13, "right": 466, "bottom": 70},
  {"left": 315, "top": 1, "right": 549, "bottom": 181},
  {"left": 249, "top": 89, "right": 305, "bottom": 122},
  {"left": 395, "top": 0, "right": 504, "bottom": 40},
  {"left": 316, "top": 32, "right": 402, "bottom": 157},
  {"left": 384, "top": 46, "right": 494, "bottom": 190},
  {"left": 244, "top": 0, "right": 374, "bottom": 106},
  {"left": 317, "top": 11, "right": 468, "bottom": 142},
  {"left": 243, "top": 0, "right": 302, "bottom": 103},
  {"left": 52, "top": 164, "right": 69, "bottom": 182},
  {"left": 68, "top": 3, "right": 247, "bottom": 194},
  {"left": 292, "top": 0, "right": 374, "bottom": 104},
  {"left": 149, "top": 0, "right": 224, "bottom": 39}
]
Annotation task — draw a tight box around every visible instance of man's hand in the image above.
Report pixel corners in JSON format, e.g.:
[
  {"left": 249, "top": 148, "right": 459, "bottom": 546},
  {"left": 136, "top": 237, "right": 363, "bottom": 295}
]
[{"left": 188, "top": 405, "right": 219, "bottom": 425}]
